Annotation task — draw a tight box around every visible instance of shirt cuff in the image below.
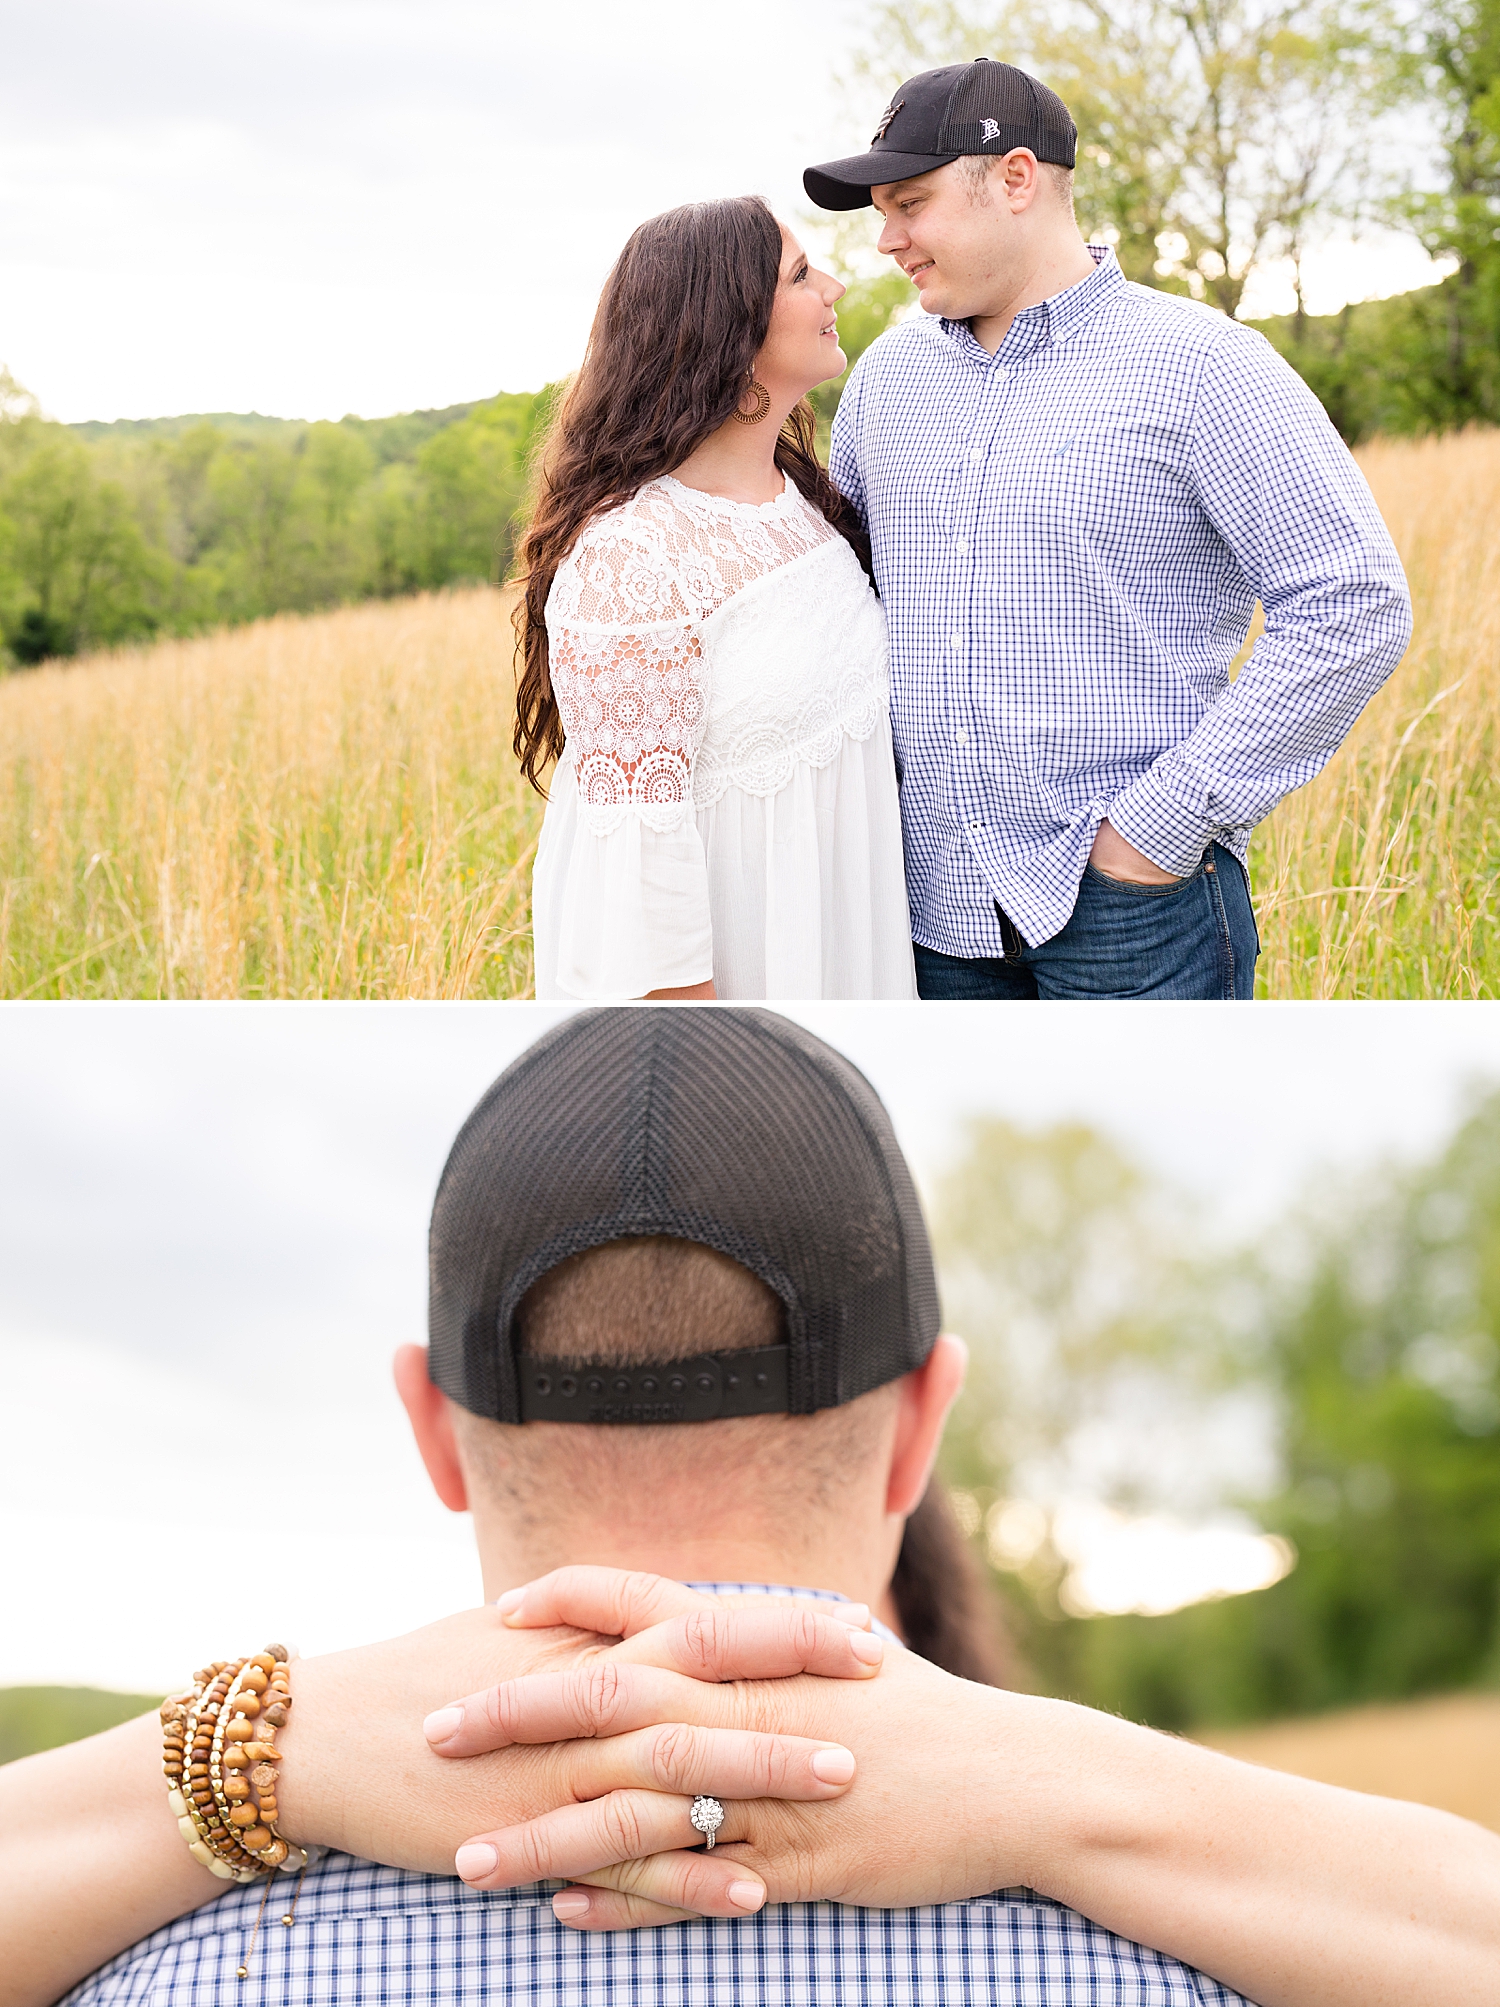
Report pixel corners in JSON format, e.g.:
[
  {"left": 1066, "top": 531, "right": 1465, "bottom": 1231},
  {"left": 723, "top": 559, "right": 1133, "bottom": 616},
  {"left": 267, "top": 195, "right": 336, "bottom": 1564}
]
[{"left": 1105, "top": 753, "right": 1220, "bottom": 878}]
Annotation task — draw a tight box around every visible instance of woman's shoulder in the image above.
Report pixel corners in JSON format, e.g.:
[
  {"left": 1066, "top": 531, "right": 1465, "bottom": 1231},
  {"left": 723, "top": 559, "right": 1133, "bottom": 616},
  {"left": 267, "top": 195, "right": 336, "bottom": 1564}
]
[{"left": 547, "top": 487, "right": 689, "bottom": 629}]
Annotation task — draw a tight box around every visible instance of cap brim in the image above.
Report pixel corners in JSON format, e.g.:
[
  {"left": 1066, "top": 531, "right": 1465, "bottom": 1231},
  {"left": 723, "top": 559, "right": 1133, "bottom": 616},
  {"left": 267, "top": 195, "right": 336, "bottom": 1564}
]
[{"left": 803, "top": 149, "right": 961, "bottom": 211}]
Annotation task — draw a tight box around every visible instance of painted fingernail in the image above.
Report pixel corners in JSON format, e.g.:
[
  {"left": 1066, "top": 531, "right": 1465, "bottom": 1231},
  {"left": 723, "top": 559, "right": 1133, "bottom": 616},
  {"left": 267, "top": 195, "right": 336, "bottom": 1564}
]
[
  {"left": 810, "top": 1745, "right": 856, "bottom": 1783},
  {"left": 849, "top": 1631, "right": 884, "bottom": 1665},
  {"left": 728, "top": 1880, "right": 766, "bottom": 1911},
  {"left": 423, "top": 1706, "right": 464, "bottom": 1743},
  {"left": 495, "top": 1588, "right": 525, "bottom": 1620},
  {"left": 552, "top": 1891, "right": 591, "bottom": 1918},
  {"left": 455, "top": 1842, "right": 498, "bottom": 1882}
]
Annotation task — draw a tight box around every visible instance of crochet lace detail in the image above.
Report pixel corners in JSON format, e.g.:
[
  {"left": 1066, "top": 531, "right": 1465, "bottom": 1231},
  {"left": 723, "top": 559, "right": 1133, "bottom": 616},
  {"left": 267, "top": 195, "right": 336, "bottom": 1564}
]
[{"left": 546, "top": 478, "right": 853, "bottom": 834}]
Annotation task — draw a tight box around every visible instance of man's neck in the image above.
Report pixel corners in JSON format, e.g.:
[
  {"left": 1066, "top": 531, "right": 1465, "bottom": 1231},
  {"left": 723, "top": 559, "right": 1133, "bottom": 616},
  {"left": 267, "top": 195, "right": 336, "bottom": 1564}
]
[
  {"left": 967, "top": 233, "right": 1098, "bottom": 355},
  {"left": 475, "top": 1527, "right": 904, "bottom": 1637}
]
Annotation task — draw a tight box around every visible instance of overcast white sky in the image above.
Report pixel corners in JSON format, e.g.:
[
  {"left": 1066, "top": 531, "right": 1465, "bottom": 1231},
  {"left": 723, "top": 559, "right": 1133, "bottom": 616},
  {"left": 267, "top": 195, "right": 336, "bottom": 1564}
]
[
  {"left": 0, "top": 0, "right": 1450, "bottom": 424},
  {"left": 3, "top": 1001, "right": 1497, "bottom": 1689}
]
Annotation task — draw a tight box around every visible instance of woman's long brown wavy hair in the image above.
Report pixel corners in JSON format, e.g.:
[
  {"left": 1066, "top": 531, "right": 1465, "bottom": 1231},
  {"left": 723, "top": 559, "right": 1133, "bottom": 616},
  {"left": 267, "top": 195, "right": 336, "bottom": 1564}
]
[
  {"left": 512, "top": 195, "right": 872, "bottom": 794},
  {"left": 892, "top": 1482, "right": 1015, "bottom": 1686}
]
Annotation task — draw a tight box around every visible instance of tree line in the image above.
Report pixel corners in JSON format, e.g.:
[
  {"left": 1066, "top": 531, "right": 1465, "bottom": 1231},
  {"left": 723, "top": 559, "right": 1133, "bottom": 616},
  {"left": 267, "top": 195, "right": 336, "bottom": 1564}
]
[
  {"left": 0, "top": 375, "right": 551, "bottom": 667},
  {"left": 1, "top": 0, "right": 1496, "bottom": 669},
  {"left": 935, "top": 1083, "right": 1500, "bottom": 1727}
]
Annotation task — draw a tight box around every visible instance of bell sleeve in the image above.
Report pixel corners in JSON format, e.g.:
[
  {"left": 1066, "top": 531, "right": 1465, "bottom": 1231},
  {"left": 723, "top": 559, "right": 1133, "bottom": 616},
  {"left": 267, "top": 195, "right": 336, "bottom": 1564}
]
[{"left": 536, "top": 528, "right": 713, "bottom": 998}]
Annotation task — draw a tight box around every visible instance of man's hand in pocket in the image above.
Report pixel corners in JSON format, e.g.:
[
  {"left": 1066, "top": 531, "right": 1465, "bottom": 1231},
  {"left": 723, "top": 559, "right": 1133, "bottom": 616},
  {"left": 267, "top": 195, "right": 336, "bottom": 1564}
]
[{"left": 1089, "top": 819, "right": 1184, "bottom": 885}]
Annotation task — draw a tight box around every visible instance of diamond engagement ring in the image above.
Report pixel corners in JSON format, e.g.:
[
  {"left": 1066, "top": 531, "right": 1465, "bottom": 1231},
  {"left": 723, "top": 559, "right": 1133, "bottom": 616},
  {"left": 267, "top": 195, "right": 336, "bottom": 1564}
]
[{"left": 689, "top": 1795, "right": 725, "bottom": 1849}]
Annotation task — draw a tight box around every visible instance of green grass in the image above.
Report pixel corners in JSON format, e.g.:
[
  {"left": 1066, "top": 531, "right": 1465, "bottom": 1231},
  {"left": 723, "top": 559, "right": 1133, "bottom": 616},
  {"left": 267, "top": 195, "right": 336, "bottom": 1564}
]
[{"left": 0, "top": 1685, "right": 160, "bottom": 1765}]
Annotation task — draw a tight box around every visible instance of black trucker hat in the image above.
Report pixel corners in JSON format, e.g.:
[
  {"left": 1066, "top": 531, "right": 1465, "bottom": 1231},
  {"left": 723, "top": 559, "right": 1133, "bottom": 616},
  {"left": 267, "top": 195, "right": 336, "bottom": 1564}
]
[
  {"left": 428, "top": 1009, "right": 940, "bottom": 1426},
  {"left": 805, "top": 56, "right": 1077, "bottom": 211}
]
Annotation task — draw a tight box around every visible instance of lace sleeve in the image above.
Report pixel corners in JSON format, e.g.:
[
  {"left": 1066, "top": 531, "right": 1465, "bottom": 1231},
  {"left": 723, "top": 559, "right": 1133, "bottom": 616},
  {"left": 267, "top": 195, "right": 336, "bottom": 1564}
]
[{"left": 547, "top": 521, "right": 707, "bottom": 836}]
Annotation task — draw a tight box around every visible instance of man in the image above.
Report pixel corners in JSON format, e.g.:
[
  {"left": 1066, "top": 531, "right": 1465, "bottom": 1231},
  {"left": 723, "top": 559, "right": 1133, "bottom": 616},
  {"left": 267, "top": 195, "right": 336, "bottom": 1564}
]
[
  {"left": 805, "top": 60, "right": 1414, "bottom": 999},
  {"left": 38, "top": 1010, "right": 1251, "bottom": 2007},
  {"left": 22, "top": 1014, "right": 1500, "bottom": 2007}
]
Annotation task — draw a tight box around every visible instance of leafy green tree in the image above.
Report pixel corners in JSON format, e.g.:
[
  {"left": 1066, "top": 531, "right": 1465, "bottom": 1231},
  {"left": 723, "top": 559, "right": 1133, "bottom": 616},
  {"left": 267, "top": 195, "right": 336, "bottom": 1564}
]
[
  {"left": 1398, "top": 0, "right": 1500, "bottom": 417},
  {"left": 408, "top": 390, "right": 548, "bottom": 587},
  {"left": 1, "top": 436, "right": 162, "bottom": 660},
  {"left": 844, "top": 1, "right": 1402, "bottom": 313},
  {"left": 943, "top": 1088, "right": 1500, "bottom": 1728},
  {"left": 934, "top": 1117, "right": 1231, "bottom": 1514},
  {"left": 1251, "top": 1086, "right": 1500, "bottom": 1705}
]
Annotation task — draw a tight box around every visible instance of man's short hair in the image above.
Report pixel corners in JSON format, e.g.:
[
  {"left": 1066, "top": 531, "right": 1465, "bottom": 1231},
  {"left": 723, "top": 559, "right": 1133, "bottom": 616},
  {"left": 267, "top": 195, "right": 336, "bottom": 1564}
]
[
  {"left": 516, "top": 1235, "right": 783, "bottom": 1368},
  {"left": 959, "top": 151, "right": 1074, "bottom": 215},
  {"left": 455, "top": 1234, "right": 893, "bottom": 1525}
]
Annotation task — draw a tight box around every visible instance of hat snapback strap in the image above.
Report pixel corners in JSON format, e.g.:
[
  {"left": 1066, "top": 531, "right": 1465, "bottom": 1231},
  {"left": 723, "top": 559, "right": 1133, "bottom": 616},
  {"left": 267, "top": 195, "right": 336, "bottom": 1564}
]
[{"left": 516, "top": 1345, "right": 790, "bottom": 1424}]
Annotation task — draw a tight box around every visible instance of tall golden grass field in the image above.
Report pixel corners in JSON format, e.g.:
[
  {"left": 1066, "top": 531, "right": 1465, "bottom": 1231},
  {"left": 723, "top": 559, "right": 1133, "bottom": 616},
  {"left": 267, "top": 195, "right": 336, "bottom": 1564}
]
[{"left": 2, "top": 427, "right": 1496, "bottom": 998}]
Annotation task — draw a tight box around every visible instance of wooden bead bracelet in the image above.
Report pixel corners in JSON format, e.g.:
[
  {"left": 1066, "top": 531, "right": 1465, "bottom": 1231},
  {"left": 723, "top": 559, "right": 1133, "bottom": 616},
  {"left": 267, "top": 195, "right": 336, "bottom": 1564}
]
[{"left": 160, "top": 1646, "right": 306, "bottom": 1883}]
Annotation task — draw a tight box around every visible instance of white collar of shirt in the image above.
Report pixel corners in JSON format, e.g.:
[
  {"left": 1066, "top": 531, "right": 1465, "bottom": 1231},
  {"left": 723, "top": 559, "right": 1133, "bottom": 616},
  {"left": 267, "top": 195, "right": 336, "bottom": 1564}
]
[{"left": 938, "top": 242, "right": 1124, "bottom": 368}]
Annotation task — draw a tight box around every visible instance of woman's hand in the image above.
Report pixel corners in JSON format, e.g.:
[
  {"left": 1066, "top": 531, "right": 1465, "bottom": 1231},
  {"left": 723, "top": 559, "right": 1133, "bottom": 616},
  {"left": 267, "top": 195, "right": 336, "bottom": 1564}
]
[
  {"left": 0, "top": 1592, "right": 877, "bottom": 2007},
  {"left": 279, "top": 1592, "right": 877, "bottom": 1899},
  {"left": 427, "top": 1569, "right": 1018, "bottom": 1927},
  {"left": 436, "top": 1569, "right": 1500, "bottom": 2007}
]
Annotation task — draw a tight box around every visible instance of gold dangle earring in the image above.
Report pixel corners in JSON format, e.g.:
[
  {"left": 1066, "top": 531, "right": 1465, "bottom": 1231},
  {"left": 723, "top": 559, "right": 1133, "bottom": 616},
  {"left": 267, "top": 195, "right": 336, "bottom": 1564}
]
[{"left": 731, "top": 376, "right": 772, "bottom": 425}]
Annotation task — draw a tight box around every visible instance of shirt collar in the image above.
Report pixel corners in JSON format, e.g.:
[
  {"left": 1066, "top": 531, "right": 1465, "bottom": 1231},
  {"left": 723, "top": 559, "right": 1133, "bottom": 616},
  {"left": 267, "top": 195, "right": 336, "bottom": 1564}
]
[
  {"left": 687, "top": 1579, "right": 900, "bottom": 1643},
  {"left": 941, "top": 242, "right": 1122, "bottom": 366}
]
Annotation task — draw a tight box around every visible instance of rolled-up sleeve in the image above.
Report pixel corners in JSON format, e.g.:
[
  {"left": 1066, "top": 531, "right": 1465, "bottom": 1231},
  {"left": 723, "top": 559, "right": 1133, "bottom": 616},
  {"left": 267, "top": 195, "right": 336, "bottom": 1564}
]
[{"left": 1106, "top": 325, "right": 1413, "bottom": 876}]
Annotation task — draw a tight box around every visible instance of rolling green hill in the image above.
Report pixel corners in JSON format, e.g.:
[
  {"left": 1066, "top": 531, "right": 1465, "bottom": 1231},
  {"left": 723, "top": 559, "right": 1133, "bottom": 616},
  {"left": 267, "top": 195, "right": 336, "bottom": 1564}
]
[{"left": 0, "top": 1684, "right": 161, "bottom": 1764}]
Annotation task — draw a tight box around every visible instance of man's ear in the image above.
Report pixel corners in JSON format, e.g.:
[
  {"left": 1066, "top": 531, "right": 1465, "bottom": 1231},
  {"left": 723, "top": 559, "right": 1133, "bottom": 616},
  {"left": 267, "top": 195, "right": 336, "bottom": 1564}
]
[
  {"left": 393, "top": 1344, "right": 470, "bottom": 1514},
  {"left": 1002, "top": 146, "right": 1041, "bottom": 213},
  {"left": 886, "top": 1333, "right": 968, "bottom": 1519}
]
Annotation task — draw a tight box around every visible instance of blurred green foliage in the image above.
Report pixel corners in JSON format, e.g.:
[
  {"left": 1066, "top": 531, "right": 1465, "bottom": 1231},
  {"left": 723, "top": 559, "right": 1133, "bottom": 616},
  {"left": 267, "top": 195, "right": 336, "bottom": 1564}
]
[
  {"left": 809, "top": 270, "right": 917, "bottom": 438},
  {"left": 0, "top": 1686, "right": 159, "bottom": 1765},
  {"left": 936, "top": 1085, "right": 1500, "bottom": 1729},
  {"left": 1256, "top": 0, "right": 1500, "bottom": 438},
  {"left": 0, "top": 372, "right": 554, "bottom": 669}
]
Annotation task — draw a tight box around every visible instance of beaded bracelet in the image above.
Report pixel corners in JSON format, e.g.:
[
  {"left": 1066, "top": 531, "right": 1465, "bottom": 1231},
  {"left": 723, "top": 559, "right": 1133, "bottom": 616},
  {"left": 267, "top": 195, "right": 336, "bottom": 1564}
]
[{"left": 161, "top": 1646, "right": 305, "bottom": 1882}]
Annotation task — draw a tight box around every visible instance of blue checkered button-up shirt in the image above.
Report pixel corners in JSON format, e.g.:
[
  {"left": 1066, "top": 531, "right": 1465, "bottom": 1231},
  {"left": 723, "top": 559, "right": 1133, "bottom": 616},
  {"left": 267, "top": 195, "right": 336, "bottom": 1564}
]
[
  {"left": 830, "top": 248, "right": 1413, "bottom": 953},
  {"left": 66, "top": 1585, "right": 1255, "bottom": 2007}
]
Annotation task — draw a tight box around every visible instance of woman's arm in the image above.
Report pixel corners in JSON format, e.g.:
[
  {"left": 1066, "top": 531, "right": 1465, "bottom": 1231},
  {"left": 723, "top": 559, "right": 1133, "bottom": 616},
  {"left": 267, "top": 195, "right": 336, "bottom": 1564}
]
[
  {"left": 4, "top": 1710, "right": 218, "bottom": 2007},
  {"left": 540, "top": 518, "right": 717, "bottom": 1002},
  {"left": 451, "top": 1570, "right": 1500, "bottom": 2007},
  {"left": 0, "top": 1601, "right": 872, "bottom": 2007}
]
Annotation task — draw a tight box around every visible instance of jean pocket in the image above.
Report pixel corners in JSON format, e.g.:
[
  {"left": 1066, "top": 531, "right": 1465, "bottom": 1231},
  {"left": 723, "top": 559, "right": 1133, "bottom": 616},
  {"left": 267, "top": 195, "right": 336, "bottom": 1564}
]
[{"left": 1083, "top": 861, "right": 1199, "bottom": 900}]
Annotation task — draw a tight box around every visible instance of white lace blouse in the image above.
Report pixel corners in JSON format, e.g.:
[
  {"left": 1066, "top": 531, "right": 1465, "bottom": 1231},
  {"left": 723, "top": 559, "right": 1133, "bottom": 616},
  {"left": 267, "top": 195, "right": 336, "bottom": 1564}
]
[{"left": 532, "top": 474, "right": 916, "bottom": 999}]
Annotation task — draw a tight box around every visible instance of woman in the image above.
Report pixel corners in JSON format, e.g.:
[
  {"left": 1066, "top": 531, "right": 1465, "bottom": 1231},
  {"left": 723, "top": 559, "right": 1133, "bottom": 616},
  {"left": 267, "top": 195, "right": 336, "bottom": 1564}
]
[{"left": 517, "top": 197, "right": 915, "bottom": 1000}]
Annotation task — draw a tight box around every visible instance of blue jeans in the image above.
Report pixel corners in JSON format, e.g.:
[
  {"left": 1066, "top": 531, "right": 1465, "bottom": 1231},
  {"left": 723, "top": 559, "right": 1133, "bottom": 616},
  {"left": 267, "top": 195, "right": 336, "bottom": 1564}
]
[{"left": 913, "top": 846, "right": 1259, "bottom": 1000}]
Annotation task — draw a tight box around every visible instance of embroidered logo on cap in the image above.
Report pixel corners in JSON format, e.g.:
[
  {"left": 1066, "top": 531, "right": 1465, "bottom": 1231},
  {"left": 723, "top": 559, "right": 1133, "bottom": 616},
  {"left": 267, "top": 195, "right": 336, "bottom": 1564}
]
[
  {"left": 981, "top": 118, "right": 1002, "bottom": 143},
  {"left": 873, "top": 97, "right": 904, "bottom": 141}
]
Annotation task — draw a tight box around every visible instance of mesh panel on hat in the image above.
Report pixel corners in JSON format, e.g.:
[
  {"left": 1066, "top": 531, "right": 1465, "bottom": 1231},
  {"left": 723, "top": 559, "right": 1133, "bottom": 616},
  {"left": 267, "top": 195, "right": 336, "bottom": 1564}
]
[
  {"left": 428, "top": 1009, "right": 940, "bottom": 1422},
  {"left": 939, "top": 61, "right": 1077, "bottom": 166}
]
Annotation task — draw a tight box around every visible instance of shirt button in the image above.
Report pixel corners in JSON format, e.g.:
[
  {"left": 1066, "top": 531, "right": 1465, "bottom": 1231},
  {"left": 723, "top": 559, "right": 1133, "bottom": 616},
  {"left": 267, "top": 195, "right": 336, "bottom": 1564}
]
[
  {"left": 968, "top": 447, "right": 984, "bottom": 463},
  {"left": 955, "top": 728, "right": 969, "bottom": 746},
  {"left": 953, "top": 535, "right": 970, "bottom": 556},
  {"left": 949, "top": 631, "right": 964, "bottom": 650},
  {"left": 968, "top": 820, "right": 983, "bottom": 833}
]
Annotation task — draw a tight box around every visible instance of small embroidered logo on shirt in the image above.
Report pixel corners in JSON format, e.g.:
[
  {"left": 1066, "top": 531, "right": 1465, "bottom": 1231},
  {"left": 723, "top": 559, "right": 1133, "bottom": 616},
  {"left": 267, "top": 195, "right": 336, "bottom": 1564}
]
[{"left": 981, "top": 119, "right": 1002, "bottom": 144}]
